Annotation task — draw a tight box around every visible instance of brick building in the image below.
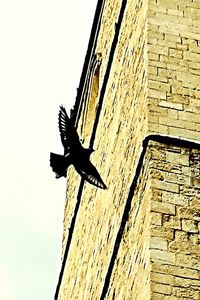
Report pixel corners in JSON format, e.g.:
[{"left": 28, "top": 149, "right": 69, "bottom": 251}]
[{"left": 55, "top": 0, "right": 200, "bottom": 299}]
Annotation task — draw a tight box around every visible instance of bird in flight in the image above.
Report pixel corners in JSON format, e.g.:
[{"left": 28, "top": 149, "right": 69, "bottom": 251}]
[{"left": 50, "top": 105, "right": 107, "bottom": 189}]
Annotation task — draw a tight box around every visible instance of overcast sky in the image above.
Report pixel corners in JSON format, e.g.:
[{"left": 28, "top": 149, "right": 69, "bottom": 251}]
[{"left": 0, "top": 1, "right": 97, "bottom": 299}]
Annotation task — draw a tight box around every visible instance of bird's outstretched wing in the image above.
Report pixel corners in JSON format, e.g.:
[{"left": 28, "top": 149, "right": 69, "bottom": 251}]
[
  {"left": 77, "top": 162, "right": 107, "bottom": 190},
  {"left": 58, "top": 105, "right": 107, "bottom": 190},
  {"left": 59, "top": 105, "right": 82, "bottom": 153}
]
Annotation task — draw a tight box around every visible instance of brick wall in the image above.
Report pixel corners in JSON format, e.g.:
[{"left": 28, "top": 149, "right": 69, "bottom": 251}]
[
  {"left": 148, "top": 0, "right": 200, "bottom": 140},
  {"left": 105, "top": 149, "right": 152, "bottom": 299},
  {"left": 58, "top": 1, "right": 149, "bottom": 298},
  {"left": 104, "top": 138, "right": 200, "bottom": 300},
  {"left": 149, "top": 140, "right": 200, "bottom": 299},
  {"left": 56, "top": 0, "right": 200, "bottom": 299}
]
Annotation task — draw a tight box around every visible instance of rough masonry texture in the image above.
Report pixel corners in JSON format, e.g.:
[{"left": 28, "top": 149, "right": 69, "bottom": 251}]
[{"left": 55, "top": 0, "right": 200, "bottom": 299}]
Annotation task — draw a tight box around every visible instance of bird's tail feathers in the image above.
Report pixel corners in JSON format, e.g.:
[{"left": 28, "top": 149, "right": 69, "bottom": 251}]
[{"left": 50, "top": 152, "right": 70, "bottom": 178}]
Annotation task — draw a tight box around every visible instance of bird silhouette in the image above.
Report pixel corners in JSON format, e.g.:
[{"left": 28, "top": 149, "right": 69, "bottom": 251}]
[{"left": 50, "top": 105, "right": 107, "bottom": 189}]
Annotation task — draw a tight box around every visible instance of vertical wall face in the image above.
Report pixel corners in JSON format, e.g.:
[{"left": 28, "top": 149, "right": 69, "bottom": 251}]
[
  {"left": 148, "top": 0, "right": 200, "bottom": 139},
  {"left": 58, "top": 0, "right": 149, "bottom": 299},
  {"left": 56, "top": 0, "right": 200, "bottom": 299},
  {"left": 106, "top": 152, "right": 152, "bottom": 300},
  {"left": 107, "top": 139, "right": 200, "bottom": 300},
  {"left": 149, "top": 141, "right": 200, "bottom": 299},
  {"left": 146, "top": 3, "right": 200, "bottom": 298}
]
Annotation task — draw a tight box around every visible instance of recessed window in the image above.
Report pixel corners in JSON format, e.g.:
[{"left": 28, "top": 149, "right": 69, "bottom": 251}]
[{"left": 78, "top": 53, "right": 101, "bottom": 146}]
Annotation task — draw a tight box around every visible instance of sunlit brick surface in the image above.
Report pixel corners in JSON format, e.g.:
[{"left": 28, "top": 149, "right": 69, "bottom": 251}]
[{"left": 57, "top": 1, "right": 200, "bottom": 299}]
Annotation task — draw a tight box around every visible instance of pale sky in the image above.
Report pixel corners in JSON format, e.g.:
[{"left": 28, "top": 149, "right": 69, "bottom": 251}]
[{"left": 0, "top": 1, "right": 97, "bottom": 299}]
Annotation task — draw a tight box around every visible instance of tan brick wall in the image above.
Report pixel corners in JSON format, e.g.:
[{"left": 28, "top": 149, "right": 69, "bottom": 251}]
[
  {"left": 148, "top": 0, "right": 200, "bottom": 140},
  {"left": 105, "top": 140, "right": 200, "bottom": 300},
  {"left": 57, "top": 0, "right": 200, "bottom": 299},
  {"left": 149, "top": 141, "right": 200, "bottom": 300},
  {"left": 58, "top": 0, "right": 149, "bottom": 298},
  {"left": 105, "top": 152, "right": 152, "bottom": 300},
  {"left": 96, "top": 0, "right": 122, "bottom": 85}
]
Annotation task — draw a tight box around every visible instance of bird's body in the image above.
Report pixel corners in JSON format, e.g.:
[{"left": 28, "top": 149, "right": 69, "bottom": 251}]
[{"left": 50, "top": 105, "right": 107, "bottom": 189}]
